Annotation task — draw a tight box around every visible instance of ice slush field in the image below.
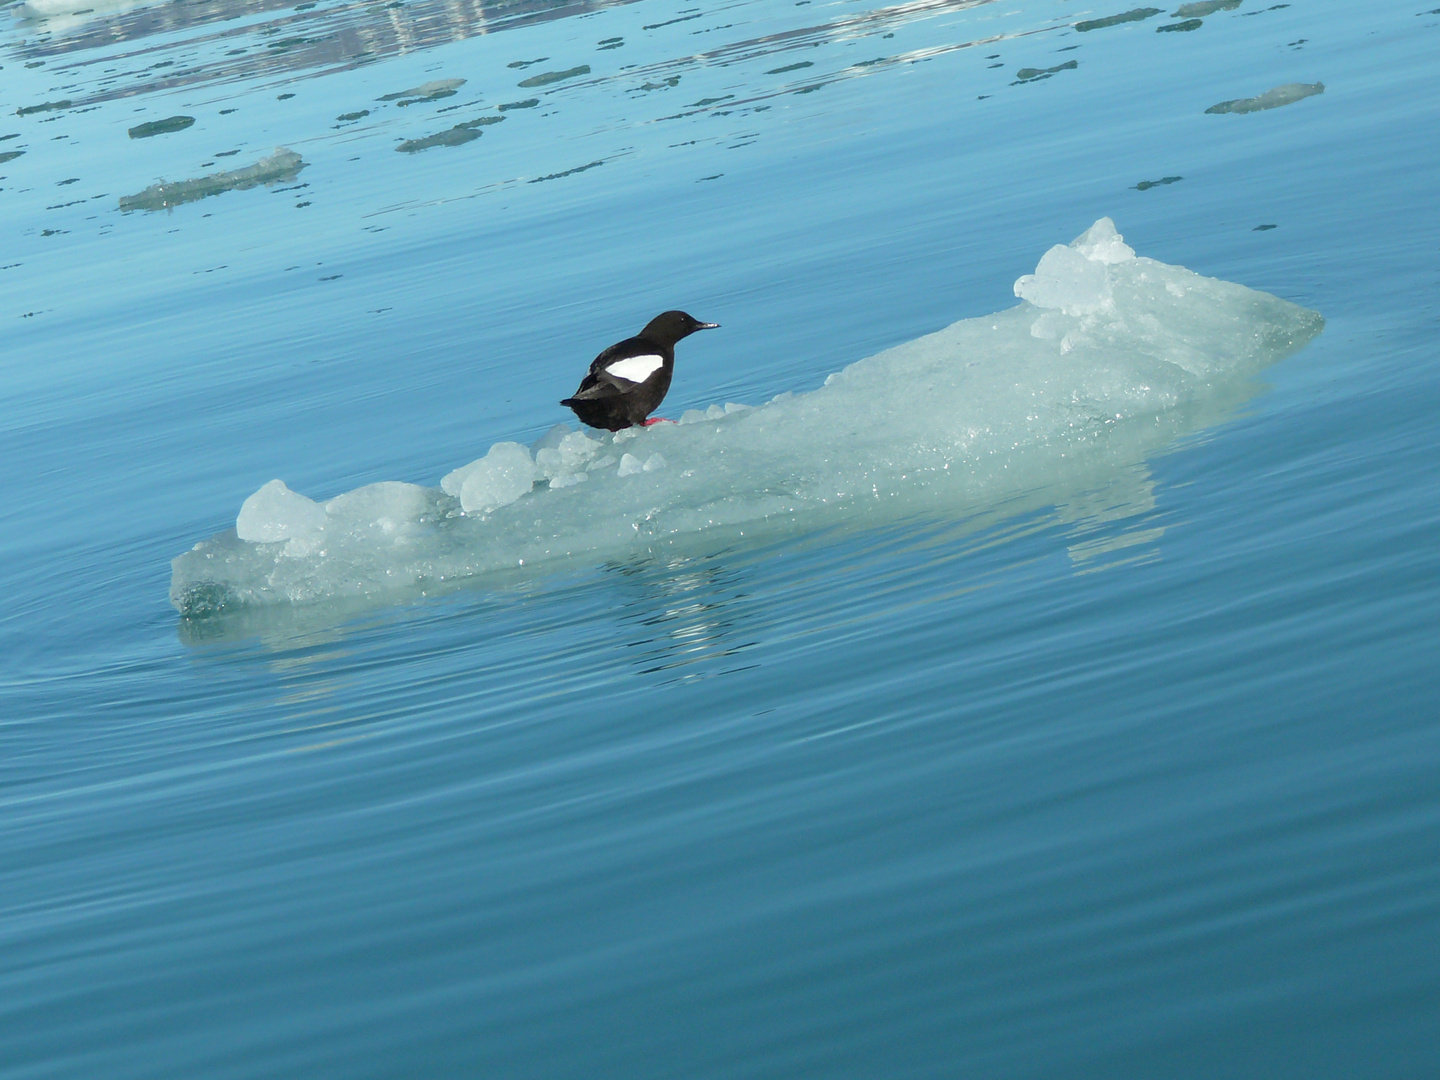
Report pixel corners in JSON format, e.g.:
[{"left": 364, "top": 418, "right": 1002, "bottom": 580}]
[{"left": 3, "top": 0, "right": 1440, "bottom": 1078}]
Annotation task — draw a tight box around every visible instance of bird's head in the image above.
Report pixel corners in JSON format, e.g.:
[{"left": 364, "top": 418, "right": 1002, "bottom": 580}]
[{"left": 642, "top": 310, "right": 720, "bottom": 345}]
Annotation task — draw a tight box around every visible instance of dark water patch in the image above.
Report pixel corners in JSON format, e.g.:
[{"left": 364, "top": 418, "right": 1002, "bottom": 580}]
[
  {"left": 793, "top": 83, "right": 823, "bottom": 93},
  {"left": 766, "top": 60, "right": 813, "bottom": 73},
  {"left": 1157, "top": 17, "right": 1203, "bottom": 30},
  {"left": 57, "top": 177, "right": 80, "bottom": 185},
  {"left": 517, "top": 64, "right": 589, "bottom": 87},
  {"left": 643, "top": 12, "right": 703, "bottom": 29},
  {"left": 395, "top": 115, "right": 501, "bottom": 153},
  {"left": 1015, "top": 59, "right": 1077, "bottom": 82},
  {"left": 215, "top": 149, "right": 240, "bottom": 156},
  {"left": 530, "top": 159, "right": 603, "bottom": 182},
  {"left": 598, "top": 36, "right": 623, "bottom": 48},
  {"left": 1, "top": 134, "right": 18, "bottom": 141},
  {"left": 1174, "top": 0, "right": 1241, "bottom": 14},
  {"left": 15, "top": 100, "right": 72, "bottom": 116},
  {"left": 379, "top": 78, "right": 465, "bottom": 104},
  {"left": 508, "top": 57, "right": 550, "bottom": 68},
  {"left": 687, "top": 95, "right": 733, "bottom": 106},
  {"left": 1075, "top": 8, "right": 1162, "bottom": 31},
  {"left": 118, "top": 148, "right": 305, "bottom": 211},
  {"left": 636, "top": 75, "right": 681, "bottom": 91},
  {"left": 1253, "top": 223, "right": 1277, "bottom": 230},
  {"left": 499, "top": 98, "right": 540, "bottom": 110},
  {"left": 336, "top": 109, "right": 370, "bottom": 120},
  {"left": 277, "top": 91, "right": 296, "bottom": 98},
  {"left": 1133, "top": 175, "right": 1182, "bottom": 190},
  {"left": 1206, "top": 81, "right": 1323, "bottom": 113},
  {"left": 0, "top": 150, "right": 25, "bottom": 164},
  {"left": 128, "top": 115, "right": 195, "bottom": 138}
]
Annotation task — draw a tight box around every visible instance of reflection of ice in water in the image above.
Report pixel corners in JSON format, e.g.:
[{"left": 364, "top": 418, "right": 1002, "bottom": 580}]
[
  {"left": 605, "top": 557, "right": 755, "bottom": 681},
  {"left": 171, "top": 219, "right": 1324, "bottom": 616}
]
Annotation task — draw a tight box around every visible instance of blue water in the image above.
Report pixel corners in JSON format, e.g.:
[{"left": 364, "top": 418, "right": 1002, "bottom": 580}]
[{"left": 3, "top": 0, "right": 1438, "bottom": 1075}]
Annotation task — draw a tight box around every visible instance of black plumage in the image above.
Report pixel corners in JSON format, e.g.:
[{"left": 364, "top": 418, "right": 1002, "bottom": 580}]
[{"left": 561, "top": 310, "right": 719, "bottom": 431}]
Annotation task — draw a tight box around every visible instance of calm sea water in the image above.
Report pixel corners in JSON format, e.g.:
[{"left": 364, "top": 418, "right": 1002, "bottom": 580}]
[{"left": 3, "top": 0, "right": 1438, "bottom": 1075}]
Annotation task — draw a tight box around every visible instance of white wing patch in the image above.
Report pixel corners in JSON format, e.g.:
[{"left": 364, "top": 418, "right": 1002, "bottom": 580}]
[{"left": 604, "top": 353, "right": 663, "bottom": 384}]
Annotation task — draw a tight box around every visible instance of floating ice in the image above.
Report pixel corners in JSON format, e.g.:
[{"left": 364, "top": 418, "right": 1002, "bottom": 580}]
[
  {"left": 396, "top": 116, "right": 503, "bottom": 153},
  {"left": 236, "top": 479, "right": 327, "bottom": 551},
  {"left": 127, "top": 116, "right": 195, "bottom": 139},
  {"left": 1206, "top": 82, "right": 1324, "bottom": 115},
  {"left": 171, "top": 219, "right": 1323, "bottom": 615},
  {"left": 443, "top": 442, "right": 538, "bottom": 513},
  {"left": 1174, "top": 0, "right": 1242, "bottom": 17},
  {"left": 1075, "top": 8, "right": 1162, "bottom": 32},
  {"left": 379, "top": 78, "right": 466, "bottom": 105},
  {"left": 119, "top": 149, "right": 305, "bottom": 212}
]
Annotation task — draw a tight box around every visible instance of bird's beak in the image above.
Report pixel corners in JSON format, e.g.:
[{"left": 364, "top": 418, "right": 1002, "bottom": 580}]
[{"left": 697, "top": 322, "right": 720, "bottom": 330}]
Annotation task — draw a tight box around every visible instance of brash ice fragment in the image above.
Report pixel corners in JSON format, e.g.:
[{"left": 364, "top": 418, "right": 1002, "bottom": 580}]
[
  {"left": 119, "top": 149, "right": 306, "bottom": 211},
  {"left": 1206, "top": 82, "right": 1324, "bottom": 114}
]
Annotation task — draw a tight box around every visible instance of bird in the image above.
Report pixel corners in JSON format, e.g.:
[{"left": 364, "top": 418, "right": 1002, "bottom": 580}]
[{"left": 560, "top": 310, "right": 719, "bottom": 431}]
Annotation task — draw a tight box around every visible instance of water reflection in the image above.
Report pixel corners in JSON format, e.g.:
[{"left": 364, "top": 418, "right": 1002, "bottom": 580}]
[
  {"left": 607, "top": 554, "right": 759, "bottom": 682},
  {"left": 13, "top": 0, "right": 642, "bottom": 103}
]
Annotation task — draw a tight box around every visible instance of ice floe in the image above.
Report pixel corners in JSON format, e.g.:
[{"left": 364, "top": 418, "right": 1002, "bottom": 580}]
[{"left": 170, "top": 218, "right": 1323, "bottom": 616}]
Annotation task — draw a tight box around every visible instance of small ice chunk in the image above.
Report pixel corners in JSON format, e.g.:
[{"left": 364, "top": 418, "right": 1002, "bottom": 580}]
[
  {"left": 679, "top": 409, "right": 708, "bottom": 425},
  {"left": 535, "top": 430, "right": 601, "bottom": 480},
  {"left": 531, "top": 423, "right": 571, "bottom": 453},
  {"left": 237, "top": 479, "right": 327, "bottom": 545},
  {"left": 617, "top": 452, "right": 644, "bottom": 476},
  {"left": 441, "top": 457, "right": 484, "bottom": 497},
  {"left": 706, "top": 404, "right": 726, "bottom": 420},
  {"left": 723, "top": 402, "right": 752, "bottom": 414},
  {"left": 1071, "top": 217, "right": 1134, "bottom": 265},
  {"left": 325, "top": 482, "right": 431, "bottom": 532},
  {"left": 451, "top": 442, "right": 537, "bottom": 514},
  {"left": 642, "top": 453, "right": 667, "bottom": 472},
  {"left": 549, "top": 472, "right": 588, "bottom": 489},
  {"left": 1015, "top": 244, "right": 1112, "bottom": 315},
  {"left": 557, "top": 431, "right": 600, "bottom": 467}
]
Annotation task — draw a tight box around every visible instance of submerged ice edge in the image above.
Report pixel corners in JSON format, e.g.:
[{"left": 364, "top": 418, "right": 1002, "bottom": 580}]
[{"left": 170, "top": 218, "right": 1323, "bottom": 616}]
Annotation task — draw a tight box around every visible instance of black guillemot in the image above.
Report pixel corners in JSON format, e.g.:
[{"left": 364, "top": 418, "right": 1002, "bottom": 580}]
[{"left": 560, "top": 310, "right": 719, "bottom": 431}]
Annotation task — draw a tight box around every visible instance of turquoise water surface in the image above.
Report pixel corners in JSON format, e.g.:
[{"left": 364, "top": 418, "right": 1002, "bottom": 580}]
[{"left": 3, "top": 0, "right": 1438, "bottom": 1076}]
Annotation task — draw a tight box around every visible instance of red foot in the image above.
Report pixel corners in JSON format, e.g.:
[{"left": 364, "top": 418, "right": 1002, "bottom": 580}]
[{"left": 642, "top": 417, "right": 673, "bottom": 426}]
